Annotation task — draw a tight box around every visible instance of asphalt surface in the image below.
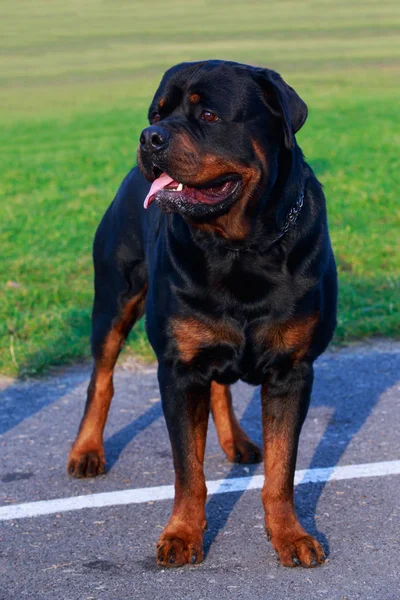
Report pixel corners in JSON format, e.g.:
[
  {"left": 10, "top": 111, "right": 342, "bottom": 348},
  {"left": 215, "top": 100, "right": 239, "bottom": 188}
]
[{"left": 1, "top": 341, "right": 400, "bottom": 600}]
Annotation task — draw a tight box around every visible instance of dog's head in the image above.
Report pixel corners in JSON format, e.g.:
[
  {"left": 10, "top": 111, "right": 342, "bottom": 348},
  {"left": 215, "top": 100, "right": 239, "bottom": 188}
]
[{"left": 138, "top": 60, "right": 307, "bottom": 230}]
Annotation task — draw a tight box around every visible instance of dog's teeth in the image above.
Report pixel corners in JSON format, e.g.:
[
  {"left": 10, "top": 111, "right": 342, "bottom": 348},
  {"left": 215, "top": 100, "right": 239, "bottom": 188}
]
[{"left": 177, "top": 183, "right": 183, "bottom": 191}]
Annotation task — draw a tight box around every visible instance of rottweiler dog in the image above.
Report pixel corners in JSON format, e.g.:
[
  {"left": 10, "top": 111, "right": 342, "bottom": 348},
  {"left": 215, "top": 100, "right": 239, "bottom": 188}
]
[{"left": 67, "top": 60, "right": 337, "bottom": 569}]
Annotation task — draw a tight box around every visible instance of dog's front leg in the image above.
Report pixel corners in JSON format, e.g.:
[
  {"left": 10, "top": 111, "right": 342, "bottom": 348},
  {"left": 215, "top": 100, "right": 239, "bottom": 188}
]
[
  {"left": 261, "top": 362, "right": 326, "bottom": 568},
  {"left": 156, "top": 364, "right": 210, "bottom": 567}
]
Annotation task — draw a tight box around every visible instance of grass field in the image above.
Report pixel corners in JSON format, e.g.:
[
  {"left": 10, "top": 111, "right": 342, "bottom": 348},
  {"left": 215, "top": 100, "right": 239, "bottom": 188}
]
[{"left": 1, "top": 0, "right": 399, "bottom": 376}]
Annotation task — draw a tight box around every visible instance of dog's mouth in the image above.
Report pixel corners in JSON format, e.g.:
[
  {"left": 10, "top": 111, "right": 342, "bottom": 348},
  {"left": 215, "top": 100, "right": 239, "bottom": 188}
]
[{"left": 143, "top": 172, "right": 242, "bottom": 209}]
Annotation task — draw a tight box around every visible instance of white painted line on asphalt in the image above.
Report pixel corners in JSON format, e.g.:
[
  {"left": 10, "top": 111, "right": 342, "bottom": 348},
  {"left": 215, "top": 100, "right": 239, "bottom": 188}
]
[{"left": 1, "top": 459, "right": 399, "bottom": 522}]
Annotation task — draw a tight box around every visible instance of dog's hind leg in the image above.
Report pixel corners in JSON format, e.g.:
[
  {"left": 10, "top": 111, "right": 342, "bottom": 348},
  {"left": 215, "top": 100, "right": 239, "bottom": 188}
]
[
  {"left": 67, "top": 264, "right": 147, "bottom": 478},
  {"left": 211, "top": 382, "right": 262, "bottom": 464}
]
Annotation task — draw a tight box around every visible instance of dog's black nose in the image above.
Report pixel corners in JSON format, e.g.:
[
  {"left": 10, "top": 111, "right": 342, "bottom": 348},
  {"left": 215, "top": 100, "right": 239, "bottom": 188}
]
[{"left": 140, "top": 126, "right": 170, "bottom": 152}]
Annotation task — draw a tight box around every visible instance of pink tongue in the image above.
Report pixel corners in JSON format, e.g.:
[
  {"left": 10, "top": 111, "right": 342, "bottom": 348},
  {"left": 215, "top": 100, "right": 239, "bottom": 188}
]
[{"left": 143, "top": 173, "right": 175, "bottom": 209}]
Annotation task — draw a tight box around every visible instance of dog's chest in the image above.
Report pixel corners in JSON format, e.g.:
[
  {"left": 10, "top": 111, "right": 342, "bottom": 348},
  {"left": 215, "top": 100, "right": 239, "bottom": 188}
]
[
  {"left": 207, "top": 251, "right": 290, "bottom": 307},
  {"left": 166, "top": 245, "right": 318, "bottom": 381},
  {"left": 171, "top": 312, "right": 318, "bottom": 383}
]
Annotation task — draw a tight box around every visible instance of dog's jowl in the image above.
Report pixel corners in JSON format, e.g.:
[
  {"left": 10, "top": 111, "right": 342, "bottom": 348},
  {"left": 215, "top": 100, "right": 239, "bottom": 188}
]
[{"left": 67, "top": 60, "right": 337, "bottom": 568}]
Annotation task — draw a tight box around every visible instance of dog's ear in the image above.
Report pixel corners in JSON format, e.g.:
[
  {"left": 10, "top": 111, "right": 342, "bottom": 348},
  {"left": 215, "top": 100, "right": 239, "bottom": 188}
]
[{"left": 251, "top": 68, "right": 308, "bottom": 149}]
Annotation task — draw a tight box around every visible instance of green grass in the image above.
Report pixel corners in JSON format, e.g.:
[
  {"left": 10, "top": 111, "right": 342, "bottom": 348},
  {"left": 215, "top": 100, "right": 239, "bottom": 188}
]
[{"left": 1, "top": 0, "right": 399, "bottom": 376}]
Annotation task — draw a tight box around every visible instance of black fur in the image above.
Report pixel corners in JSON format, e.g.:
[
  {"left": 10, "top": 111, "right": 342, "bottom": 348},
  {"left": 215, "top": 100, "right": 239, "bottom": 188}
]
[
  {"left": 80, "top": 60, "right": 337, "bottom": 567},
  {"left": 96, "top": 61, "right": 336, "bottom": 378}
]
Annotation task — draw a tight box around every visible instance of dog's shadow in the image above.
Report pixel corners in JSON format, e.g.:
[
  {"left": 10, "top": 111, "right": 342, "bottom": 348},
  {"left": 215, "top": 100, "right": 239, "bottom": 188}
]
[
  {"left": 1, "top": 345, "right": 397, "bottom": 565},
  {"left": 203, "top": 349, "right": 400, "bottom": 558},
  {"left": 99, "top": 347, "right": 398, "bottom": 560}
]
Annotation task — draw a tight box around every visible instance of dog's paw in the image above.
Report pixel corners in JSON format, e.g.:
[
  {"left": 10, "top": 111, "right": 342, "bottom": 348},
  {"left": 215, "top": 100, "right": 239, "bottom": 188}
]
[
  {"left": 156, "top": 531, "right": 204, "bottom": 567},
  {"left": 67, "top": 447, "right": 106, "bottom": 478},
  {"left": 272, "top": 534, "right": 326, "bottom": 568},
  {"left": 223, "top": 437, "right": 262, "bottom": 464}
]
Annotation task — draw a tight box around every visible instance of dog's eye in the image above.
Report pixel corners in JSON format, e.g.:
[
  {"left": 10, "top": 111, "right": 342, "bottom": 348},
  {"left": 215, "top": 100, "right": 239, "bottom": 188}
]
[
  {"left": 151, "top": 112, "right": 161, "bottom": 123},
  {"left": 200, "top": 110, "right": 219, "bottom": 123}
]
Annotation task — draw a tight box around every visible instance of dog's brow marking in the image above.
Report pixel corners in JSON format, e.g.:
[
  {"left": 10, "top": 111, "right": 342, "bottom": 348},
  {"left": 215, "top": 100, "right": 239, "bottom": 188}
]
[
  {"left": 189, "top": 93, "right": 201, "bottom": 104},
  {"left": 159, "top": 97, "right": 166, "bottom": 108},
  {"left": 1, "top": 460, "right": 399, "bottom": 521}
]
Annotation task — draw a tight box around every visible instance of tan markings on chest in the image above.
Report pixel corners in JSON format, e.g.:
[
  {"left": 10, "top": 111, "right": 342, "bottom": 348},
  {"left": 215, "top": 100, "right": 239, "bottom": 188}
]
[
  {"left": 172, "top": 317, "right": 245, "bottom": 363},
  {"left": 254, "top": 313, "right": 319, "bottom": 362}
]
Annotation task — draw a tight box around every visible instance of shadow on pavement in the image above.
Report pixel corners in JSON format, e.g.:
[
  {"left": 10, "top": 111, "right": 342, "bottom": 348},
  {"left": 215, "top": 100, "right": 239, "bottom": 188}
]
[
  {"left": 104, "top": 401, "right": 163, "bottom": 471},
  {"left": 204, "top": 350, "right": 400, "bottom": 558},
  {"left": 0, "top": 368, "right": 89, "bottom": 436},
  {"left": 1, "top": 345, "right": 399, "bottom": 564}
]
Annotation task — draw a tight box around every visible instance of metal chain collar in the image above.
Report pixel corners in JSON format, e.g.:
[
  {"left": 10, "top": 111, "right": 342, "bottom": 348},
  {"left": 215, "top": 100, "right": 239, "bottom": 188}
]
[
  {"left": 222, "top": 189, "right": 305, "bottom": 253},
  {"left": 281, "top": 190, "right": 305, "bottom": 234}
]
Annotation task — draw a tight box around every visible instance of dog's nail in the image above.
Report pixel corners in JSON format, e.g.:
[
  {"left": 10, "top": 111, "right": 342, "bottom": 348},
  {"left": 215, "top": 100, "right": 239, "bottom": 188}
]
[
  {"left": 310, "top": 559, "right": 318, "bottom": 567},
  {"left": 292, "top": 557, "right": 300, "bottom": 566},
  {"left": 191, "top": 554, "right": 197, "bottom": 564}
]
